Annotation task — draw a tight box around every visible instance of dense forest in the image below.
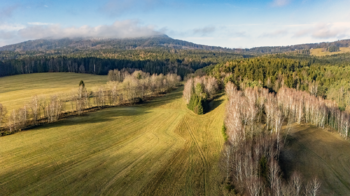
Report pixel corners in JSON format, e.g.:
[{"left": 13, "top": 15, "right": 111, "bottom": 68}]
[
  {"left": 0, "top": 49, "right": 245, "bottom": 78},
  {"left": 206, "top": 56, "right": 350, "bottom": 111}
]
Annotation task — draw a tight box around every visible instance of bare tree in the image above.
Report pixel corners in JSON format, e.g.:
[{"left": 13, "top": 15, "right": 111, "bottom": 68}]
[
  {"left": 30, "top": 96, "right": 40, "bottom": 125},
  {"left": 306, "top": 178, "right": 321, "bottom": 196},
  {"left": 0, "top": 103, "right": 7, "bottom": 128},
  {"left": 291, "top": 171, "right": 302, "bottom": 196},
  {"left": 8, "top": 109, "right": 17, "bottom": 132}
]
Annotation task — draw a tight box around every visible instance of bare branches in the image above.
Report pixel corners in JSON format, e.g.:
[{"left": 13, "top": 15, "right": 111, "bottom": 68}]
[
  {"left": 306, "top": 178, "right": 321, "bottom": 196},
  {"left": 222, "top": 84, "right": 323, "bottom": 196},
  {"left": 0, "top": 103, "right": 7, "bottom": 128}
]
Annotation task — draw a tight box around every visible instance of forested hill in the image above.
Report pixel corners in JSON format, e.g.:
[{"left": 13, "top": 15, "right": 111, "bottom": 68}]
[
  {"left": 247, "top": 39, "right": 350, "bottom": 54},
  {"left": 0, "top": 35, "right": 230, "bottom": 53}
]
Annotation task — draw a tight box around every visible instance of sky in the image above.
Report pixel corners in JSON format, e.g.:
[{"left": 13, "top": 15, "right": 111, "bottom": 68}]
[{"left": 0, "top": 0, "right": 350, "bottom": 48}]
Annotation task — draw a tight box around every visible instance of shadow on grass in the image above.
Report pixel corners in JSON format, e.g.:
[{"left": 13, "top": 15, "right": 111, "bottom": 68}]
[
  {"left": 206, "top": 92, "right": 225, "bottom": 113},
  {"left": 23, "top": 86, "right": 184, "bottom": 132},
  {"left": 28, "top": 108, "right": 151, "bottom": 131},
  {"left": 142, "top": 86, "right": 183, "bottom": 108}
]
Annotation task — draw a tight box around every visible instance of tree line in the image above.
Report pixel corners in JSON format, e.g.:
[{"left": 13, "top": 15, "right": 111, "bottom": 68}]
[
  {"left": 222, "top": 82, "right": 322, "bottom": 196},
  {"left": 0, "top": 70, "right": 181, "bottom": 136},
  {"left": 0, "top": 48, "right": 245, "bottom": 79}
]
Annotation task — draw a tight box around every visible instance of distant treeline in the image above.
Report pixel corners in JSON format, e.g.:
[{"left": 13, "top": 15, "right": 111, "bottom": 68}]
[{"left": 0, "top": 49, "right": 245, "bottom": 78}]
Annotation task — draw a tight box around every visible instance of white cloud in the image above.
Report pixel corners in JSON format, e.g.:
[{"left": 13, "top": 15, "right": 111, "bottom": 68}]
[
  {"left": 0, "top": 20, "right": 162, "bottom": 46},
  {"left": 271, "top": 0, "right": 292, "bottom": 7},
  {"left": 18, "top": 20, "right": 160, "bottom": 39},
  {"left": 27, "top": 22, "right": 53, "bottom": 26},
  {"left": 0, "top": 23, "right": 26, "bottom": 31},
  {"left": 294, "top": 22, "right": 350, "bottom": 39}
]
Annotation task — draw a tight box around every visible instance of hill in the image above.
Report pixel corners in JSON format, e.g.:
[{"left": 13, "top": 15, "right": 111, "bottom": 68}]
[
  {"left": 0, "top": 35, "right": 230, "bottom": 53},
  {"left": 248, "top": 39, "right": 350, "bottom": 54},
  {"left": 1, "top": 35, "right": 349, "bottom": 56}
]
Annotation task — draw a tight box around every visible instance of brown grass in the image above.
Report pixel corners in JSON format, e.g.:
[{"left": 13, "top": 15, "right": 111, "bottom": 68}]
[
  {"left": 310, "top": 47, "right": 350, "bottom": 56},
  {"left": 281, "top": 124, "right": 350, "bottom": 196}
]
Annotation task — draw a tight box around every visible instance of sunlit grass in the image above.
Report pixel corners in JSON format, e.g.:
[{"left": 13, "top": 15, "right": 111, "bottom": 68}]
[
  {"left": 310, "top": 47, "right": 350, "bottom": 56},
  {"left": 0, "top": 77, "right": 226, "bottom": 195}
]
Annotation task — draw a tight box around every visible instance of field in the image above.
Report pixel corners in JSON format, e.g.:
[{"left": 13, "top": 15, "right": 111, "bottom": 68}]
[
  {"left": 0, "top": 73, "right": 107, "bottom": 111},
  {"left": 3, "top": 73, "right": 350, "bottom": 196},
  {"left": 281, "top": 124, "right": 350, "bottom": 196},
  {"left": 0, "top": 76, "right": 226, "bottom": 196},
  {"left": 310, "top": 47, "right": 350, "bottom": 56}
]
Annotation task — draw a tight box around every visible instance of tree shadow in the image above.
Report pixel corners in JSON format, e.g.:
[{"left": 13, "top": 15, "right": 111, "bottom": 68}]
[
  {"left": 26, "top": 108, "right": 151, "bottom": 131},
  {"left": 206, "top": 92, "right": 225, "bottom": 113},
  {"left": 23, "top": 87, "right": 184, "bottom": 132},
  {"left": 141, "top": 87, "right": 183, "bottom": 108}
]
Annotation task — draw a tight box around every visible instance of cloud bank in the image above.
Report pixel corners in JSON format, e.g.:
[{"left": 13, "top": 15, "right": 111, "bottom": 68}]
[
  {"left": 0, "top": 20, "right": 162, "bottom": 46},
  {"left": 294, "top": 22, "right": 350, "bottom": 39}
]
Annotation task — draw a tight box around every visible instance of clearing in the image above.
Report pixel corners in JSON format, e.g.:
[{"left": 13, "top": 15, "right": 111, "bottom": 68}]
[
  {"left": 0, "top": 79, "right": 226, "bottom": 195},
  {"left": 310, "top": 47, "right": 350, "bottom": 56},
  {"left": 281, "top": 124, "right": 350, "bottom": 196}
]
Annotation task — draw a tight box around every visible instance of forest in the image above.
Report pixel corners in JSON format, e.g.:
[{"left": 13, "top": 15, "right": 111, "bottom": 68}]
[
  {"left": 207, "top": 56, "right": 350, "bottom": 111},
  {"left": 0, "top": 48, "right": 245, "bottom": 78}
]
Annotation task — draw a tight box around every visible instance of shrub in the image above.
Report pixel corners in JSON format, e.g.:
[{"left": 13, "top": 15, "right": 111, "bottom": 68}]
[
  {"left": 222, "top": 124, "right": 228, "bottom": 141},
  {"left": 187, "top": 94, "right": 206, "bottom": 115}
]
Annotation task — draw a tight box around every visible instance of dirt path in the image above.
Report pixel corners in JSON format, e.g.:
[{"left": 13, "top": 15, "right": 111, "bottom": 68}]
[{"left": 281, "top": 124, "right": 350, "bottom": 196}]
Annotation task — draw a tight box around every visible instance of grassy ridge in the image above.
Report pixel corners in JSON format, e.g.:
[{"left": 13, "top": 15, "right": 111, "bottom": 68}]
[
  {"left": 0, "top": 73, "right": 107, "bottom": 111},
  {"left": 0, "top": 83, "right": 226, "bottom": 195}
]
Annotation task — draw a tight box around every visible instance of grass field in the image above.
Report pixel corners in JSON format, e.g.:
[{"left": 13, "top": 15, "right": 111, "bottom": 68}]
[
  {"left": 281, "top": 124, "right": 350, "bottom": 196},
  {"left": 310, "top": 47, "right": 350, "bottom": 56},
  {"left": 0, "top": 73, "right": 107, "bottom": 111},
  {"left": 0, "top": 84, "right": 226, "bottom": 195}
]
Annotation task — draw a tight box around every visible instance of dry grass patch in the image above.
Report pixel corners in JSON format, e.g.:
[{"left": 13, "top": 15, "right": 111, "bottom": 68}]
[
  {"left": 310, "top": 47, "right": 350, "bottom": 56},
  {"left": 281, "top": 124, "right": 350, "bottom": 196}
]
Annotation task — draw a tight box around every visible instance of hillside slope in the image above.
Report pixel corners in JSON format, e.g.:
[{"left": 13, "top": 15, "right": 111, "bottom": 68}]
[{"left": 0, "top": 35, "right": 228, "bottom": 52}]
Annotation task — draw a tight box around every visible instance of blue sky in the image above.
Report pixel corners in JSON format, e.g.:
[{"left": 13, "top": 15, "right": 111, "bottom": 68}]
[{"left": 0, "top": 0, "right": 350, "bottom": 48}]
